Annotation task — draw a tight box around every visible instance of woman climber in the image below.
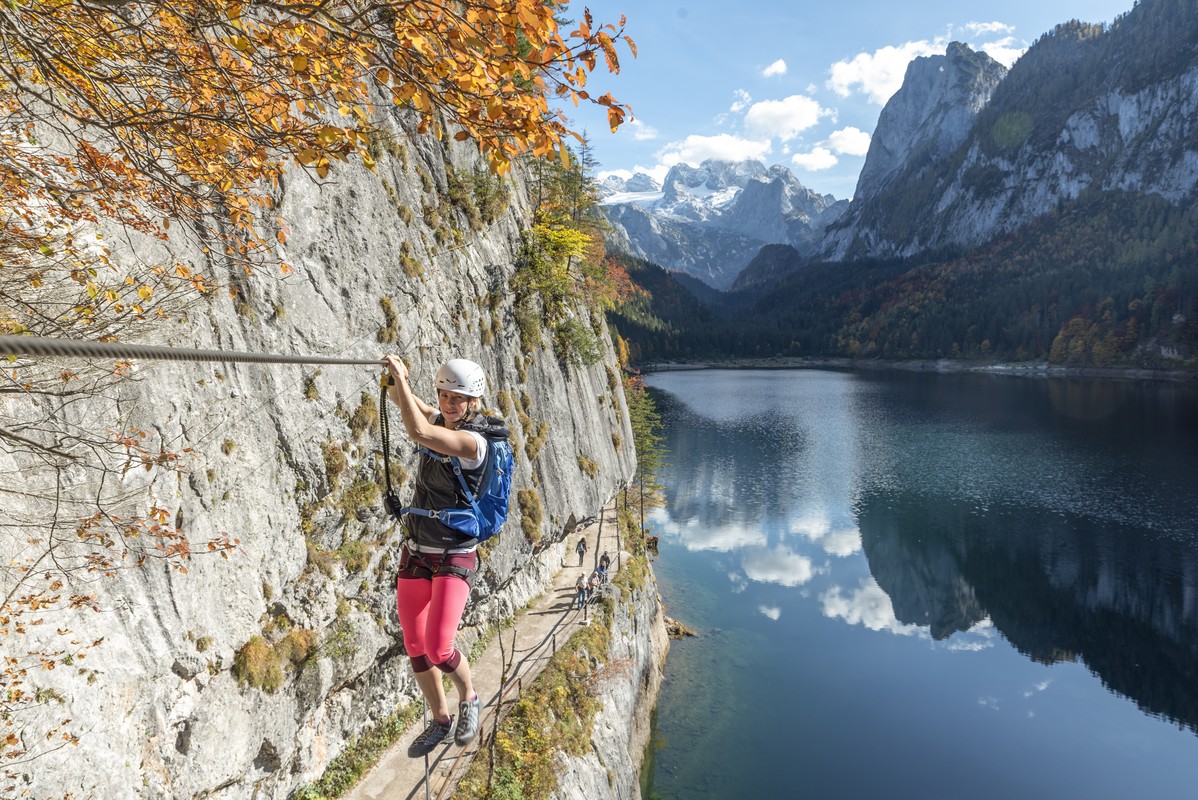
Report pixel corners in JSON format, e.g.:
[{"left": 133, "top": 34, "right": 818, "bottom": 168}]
[{"left": 382, "top": 354, "right": 507, "bottom": 758}]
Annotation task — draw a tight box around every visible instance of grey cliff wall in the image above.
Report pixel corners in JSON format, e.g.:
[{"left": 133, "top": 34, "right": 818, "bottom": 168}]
[
  {"left": 3, "top": 107, "right": 640, "bottom": 799},
  {"left": 550, "top": 574, "right": 669, "bottom": 800}
]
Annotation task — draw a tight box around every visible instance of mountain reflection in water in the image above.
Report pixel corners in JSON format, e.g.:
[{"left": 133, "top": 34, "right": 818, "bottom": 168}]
[{"left": 644, "top": 369, "right": 1198, "bottom": 800}]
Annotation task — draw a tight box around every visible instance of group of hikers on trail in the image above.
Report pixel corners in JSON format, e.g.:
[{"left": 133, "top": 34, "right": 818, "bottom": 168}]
[{"left": 573, "top": 544, "right": 611, "bottom": 610}]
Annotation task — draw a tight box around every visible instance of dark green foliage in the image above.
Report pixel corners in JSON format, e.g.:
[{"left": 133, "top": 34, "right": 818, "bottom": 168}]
[
  {"left": 615, "top": 190, "right": 1197, "bottom": 369},
  {"left": 731, "top": 243, "right": 805, "bottom": 291},
  {"left": 605, "top": 252, "right": 717, "bottom": 364}
]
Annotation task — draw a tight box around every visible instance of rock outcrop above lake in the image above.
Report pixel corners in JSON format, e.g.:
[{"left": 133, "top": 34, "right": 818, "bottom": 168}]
[{"left": 1, "top": 106, "right": 643, "bottom": 799}]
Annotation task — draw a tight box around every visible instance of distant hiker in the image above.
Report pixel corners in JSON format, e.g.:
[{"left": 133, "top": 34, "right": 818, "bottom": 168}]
[
  {"left": 383, "top": 355, "right": 506, "bottom": 758},
  {"left": 576, "top": 535, "right": 588, "bottom": 566},
  {"left": 574, "top": 573, "right": 587, "bottom": 610},
  {"left": 598, "top": 550, "right": 611, "bottom": 582}
]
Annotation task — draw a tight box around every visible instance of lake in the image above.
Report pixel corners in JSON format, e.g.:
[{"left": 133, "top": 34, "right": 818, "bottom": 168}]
[{"left": 640, "top": 368, "right": 1198, "bottom": 800}]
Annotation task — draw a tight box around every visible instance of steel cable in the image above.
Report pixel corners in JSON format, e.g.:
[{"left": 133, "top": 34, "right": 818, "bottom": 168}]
[{"left": 0, "top": 333, "right": 381, "bottom": 367}]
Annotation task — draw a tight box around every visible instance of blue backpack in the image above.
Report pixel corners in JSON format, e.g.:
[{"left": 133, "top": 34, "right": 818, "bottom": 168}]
[
  {"left": 403, "top": 427, "right": 513, "bottom": 543},
  {"left": 447, "top": 432, "right": 513, "bottom": 542}
]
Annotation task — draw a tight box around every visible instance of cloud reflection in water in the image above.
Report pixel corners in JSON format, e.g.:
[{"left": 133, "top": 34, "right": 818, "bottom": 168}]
[
  {"left": 650, "top": 507, "right": 767, "bottom": 552},
  {"left": 742, "top": 544, "right": 818, "bottom": 587},
  {"left": 759, "top": 605, "right": 782, "bottom": 620},
  {"left": 821, "top": 578, "right": 923, "bottom": 636},
  {"left": 787, "top": 511, "right": 863, "bottom": 557}
]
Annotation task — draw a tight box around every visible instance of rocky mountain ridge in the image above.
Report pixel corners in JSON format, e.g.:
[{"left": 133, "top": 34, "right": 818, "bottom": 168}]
[
  {"left": 608, "top": 1, "right": 1198, "bottom": 295},
  {"left": 823, "top": 0, "right": 1198, "bottom": 260},
  {"left": 601, "top": 159, "right": 846, "bottom": 289}
]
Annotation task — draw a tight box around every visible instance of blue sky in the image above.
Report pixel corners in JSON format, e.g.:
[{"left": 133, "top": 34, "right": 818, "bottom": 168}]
[{"left": 563, "top": 0, "right": 1136, "bottom": 200}]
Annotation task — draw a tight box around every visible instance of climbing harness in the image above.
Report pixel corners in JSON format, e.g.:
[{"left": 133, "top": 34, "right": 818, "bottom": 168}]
[{"left": 398, "top": 546, "right": 476, "bottom": 581}]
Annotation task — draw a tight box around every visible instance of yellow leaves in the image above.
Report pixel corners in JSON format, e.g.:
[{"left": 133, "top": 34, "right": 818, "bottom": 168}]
[
  {"left": 315, "top": 127, "right": 340, "bottom": 146},
  {"left": 0, "top": 0, "right": 635, "bottom": 319},
  {"left": 607, "top": 107, "right": 624, "bottom": 133}
]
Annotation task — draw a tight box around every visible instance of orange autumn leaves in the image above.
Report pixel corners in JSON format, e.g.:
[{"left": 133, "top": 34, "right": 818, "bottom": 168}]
[{"left": 0, "top": 0, "right": 634, "bottom": 270}]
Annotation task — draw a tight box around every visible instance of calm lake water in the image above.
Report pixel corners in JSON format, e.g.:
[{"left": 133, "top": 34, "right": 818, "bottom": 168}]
[{"left": 641, "top": 368, "right": 1198, "bottom": 800}]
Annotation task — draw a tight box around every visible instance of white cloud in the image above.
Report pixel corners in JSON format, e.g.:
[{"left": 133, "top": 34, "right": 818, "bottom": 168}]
[
  {"left": 977, "top": 36, "right": 1025, "bottom": 68},
  {"left": 791, "top": 146, "right": 838, "bottom": 171},
  {"left": 685, "top": 520, "right": 767, "bottom": 552},
  {"left": 827, "top": 126, "right": 872, "bottom": 156},
  {"left": 957, "top": 22, "right": 1025, "bottom": 68},
  {"left": 821, "top": 579, "right": 922, "bottom": 635},
  {"left": 743, "top": 94, "right": 827, "bottom": 142},
  {"left": 827, "top": 39, "right": 945, "bottom": 104},
  {"left": 656, "top": 134, "right": 771, "bottom": 168},
  {"left": 758, "top": 605, "right": 782, "bottom": 620},
  {"left": 787, "top": 510, "right": 831, "bottom": 541},
  {"left": 730, "top": 89, "right": 752, "bottom": 113},
  {"left": 628, "top": 119, "right": 659, "bottom": 141},
  {"left": 742, "top": 545, "right": 815, "bottom": 587},
  {"left": 762, "top": 59, "right": 787, "bottom": 78},
  {"left": 963, "top": 21, "right": 1014, "bottom": 36},
  {"left": 945, "top": 617, "right": 997, "bottom": 651}
]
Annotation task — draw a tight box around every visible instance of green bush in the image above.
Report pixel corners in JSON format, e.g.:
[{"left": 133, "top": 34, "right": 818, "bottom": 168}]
[{"left": 233, "top": 636, "right": 283, "bottom": 692}]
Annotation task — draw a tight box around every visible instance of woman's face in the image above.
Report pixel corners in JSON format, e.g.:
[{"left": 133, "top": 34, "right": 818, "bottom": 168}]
[{"left": 437, "top": 389, "right": 472, "bottom": 423}]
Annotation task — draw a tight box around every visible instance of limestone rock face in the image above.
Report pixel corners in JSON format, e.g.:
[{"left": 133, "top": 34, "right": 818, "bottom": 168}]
[
  {"left": 549, "top": 570, "right": 669, "bottom": 800},
  {"left": 623, "top": 173, "right": 661, "bottom": 194},
  {"left": 854, "top": 42, "right": 1007, "bottom": 201},
  {"left": 4, "top": 108, "right": 638, "bottom": 799},
  {"left": 823, "top": 5, "right": 1198, "bottom": 261}
]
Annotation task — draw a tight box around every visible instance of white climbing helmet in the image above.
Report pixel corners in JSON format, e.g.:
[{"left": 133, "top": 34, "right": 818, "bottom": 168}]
[{"left": 435, "top": 358, "right": 486, "bottom": 397}]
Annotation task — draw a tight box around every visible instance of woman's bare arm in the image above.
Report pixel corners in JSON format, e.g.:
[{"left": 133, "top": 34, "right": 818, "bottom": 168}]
[{"left": 382, "top": 355, "right": 478, "bottom": 460}]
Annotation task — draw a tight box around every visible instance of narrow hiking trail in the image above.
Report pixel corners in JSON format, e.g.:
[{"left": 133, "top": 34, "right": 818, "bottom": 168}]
[{"left": 348, "top": 504, "right": 625, "bottom": 800}]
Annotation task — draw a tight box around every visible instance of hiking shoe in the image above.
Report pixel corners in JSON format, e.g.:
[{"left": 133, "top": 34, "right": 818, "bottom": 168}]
[
  {"left": 456, "top": 695, "right": 481, "bottom": 745},
  {"left": 407, "top": 715, "right": 455, "bottom": 758}
]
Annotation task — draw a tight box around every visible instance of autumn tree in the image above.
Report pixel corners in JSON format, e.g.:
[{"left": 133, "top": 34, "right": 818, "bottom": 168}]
[
  {"left": 623, "top": 372, "right": 665, "bottom": 533},
  {"left": 511, "top": 136, "right": 640, "bottom": 366}
]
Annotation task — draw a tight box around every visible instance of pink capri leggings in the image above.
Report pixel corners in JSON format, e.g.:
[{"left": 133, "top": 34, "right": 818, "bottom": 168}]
[{"left": 396, "top": 551, "right": 474, "bottom": 673}]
